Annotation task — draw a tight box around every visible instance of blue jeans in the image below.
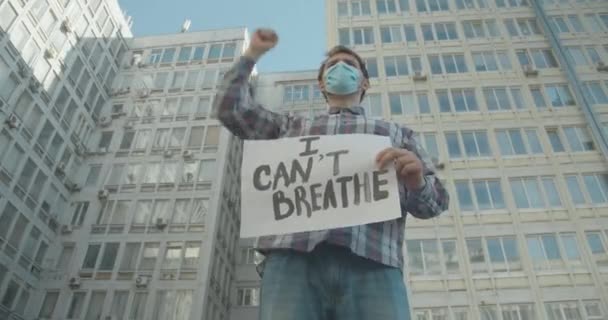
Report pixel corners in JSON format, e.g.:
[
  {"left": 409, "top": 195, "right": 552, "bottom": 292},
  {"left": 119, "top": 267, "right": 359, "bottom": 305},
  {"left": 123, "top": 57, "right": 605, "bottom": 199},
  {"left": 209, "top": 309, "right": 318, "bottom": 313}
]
[{"left": 259, "top": 243, "right": 411, "bottom": 320}]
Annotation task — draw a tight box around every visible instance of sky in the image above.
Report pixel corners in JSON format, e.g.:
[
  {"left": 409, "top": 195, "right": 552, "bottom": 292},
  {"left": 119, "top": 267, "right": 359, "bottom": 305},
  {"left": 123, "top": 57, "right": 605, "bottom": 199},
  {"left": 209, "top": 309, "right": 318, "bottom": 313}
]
[{"left": 118, "top": 0, "right": 326, "bottom": 73}]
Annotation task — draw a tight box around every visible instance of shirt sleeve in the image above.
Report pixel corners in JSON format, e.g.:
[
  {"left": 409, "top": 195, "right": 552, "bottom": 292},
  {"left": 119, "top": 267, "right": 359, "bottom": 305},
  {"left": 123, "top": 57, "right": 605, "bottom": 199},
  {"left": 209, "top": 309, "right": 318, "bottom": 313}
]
[
  {"left": 212, "top": 56, "right": 287, "bottom": 139},
  {"left": 399, "top": 128, "right": 449, "bottom": 219}
]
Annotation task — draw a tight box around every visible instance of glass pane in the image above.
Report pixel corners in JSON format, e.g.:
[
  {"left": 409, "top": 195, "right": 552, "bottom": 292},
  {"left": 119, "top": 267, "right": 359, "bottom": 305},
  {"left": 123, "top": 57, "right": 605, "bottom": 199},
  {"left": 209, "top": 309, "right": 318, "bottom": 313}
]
[{"left": 456, "top": 181, "right": 474, "bottom": 210}]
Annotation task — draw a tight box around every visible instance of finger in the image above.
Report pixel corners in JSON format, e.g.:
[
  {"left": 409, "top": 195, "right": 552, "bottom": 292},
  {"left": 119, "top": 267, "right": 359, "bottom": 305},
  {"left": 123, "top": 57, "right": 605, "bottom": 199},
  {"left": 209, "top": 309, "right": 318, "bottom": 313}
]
[
  {"left": 377, "top": 149, "right": 406, "bottom": 169},
  {"left": 375, "top": 147, "right": 394, "bottom": 162},
  {"left": 399, "top": 163, "right": 421, "bottom": 178},
  {"left": 395, "top": 154, "right": 418, "bottom": 172}
]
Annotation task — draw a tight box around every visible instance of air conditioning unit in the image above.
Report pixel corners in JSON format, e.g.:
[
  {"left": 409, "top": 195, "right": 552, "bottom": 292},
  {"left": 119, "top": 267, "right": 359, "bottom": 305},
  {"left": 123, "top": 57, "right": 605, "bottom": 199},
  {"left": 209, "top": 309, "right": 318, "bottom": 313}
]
[
  {"left": 139, "top": 89, "right": 150, "bottom": 99},
  {"left": 61, "top": 224, "right": 73, "bottom": 234},
  {"left": 131, "top": 54, "right": 142, "bottom": 67},
  {"left": 56, "top": 162, "right": 67, "bottom": 175},
  {"left": 64, "top": 181, "right": 81, "bottom": 192},
  {"left": 98, "top": 116, "right": 111, "bottom": 127},
  {"left": 68, "top": 277, "right": 81, "bottom": 289},
  {"left": 596, "top": 61, "right": 608, "bottom": 72},
  {"left": 163, "top": 150, "right": 173, "bottom": 158},
  {"left": 123, "top": 121, "right": 134, "bottom": 129},
  {"left": 155, "top": 218, "right": 168, "bottom": 228},
  {"left": 412, "top": 71, "right": 427, "bottom": 81},
  {"left": 98, "top": 189, "right": 110, "bottom": 200},
  {"left": 182, "top": 150, "right": 194, "bottom": 159},
  {"left": 29, "top": 79, "right": 41, "bottom": 92},
  {"left": 523, "top": 65, "right": 538, "bottom": 77},
  {"left": 431, "top": 157, "right": 445, "bottom": 170},
  {"left": 75, "top": 145, "right": 87, "bottom": 157},
  {"left": 105, "top": 315, "right": 118, "bottom": 320},
  {"left": 5, "top": 114, "right": 20, "bottom": 129},
  {"left": 17, "top": 62, "right": 30, "bottom": 78},
  {"left": 145, "top": 107, "right": 153, "bottom": 117},
  {"left": 184, "top": 172, "right": 194, "bottom": 183},
  {"left": 44, "top": 47, "right": 58, "bottom": 59},
  {"left": 60, "top": 18, "right": 73, "bottom": 33},
  {"left": 135, "top": 275, "right": 149, "bottom": 288}
]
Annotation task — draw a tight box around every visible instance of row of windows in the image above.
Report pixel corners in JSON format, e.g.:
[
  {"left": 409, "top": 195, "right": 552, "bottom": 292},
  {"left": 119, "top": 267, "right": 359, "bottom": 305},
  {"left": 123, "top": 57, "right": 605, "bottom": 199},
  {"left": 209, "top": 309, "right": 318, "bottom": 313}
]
[
  {"left": 405, "top": 230, "right": 608, "bottom": 276},
  {"left": 140, "top": 41, "right": 238, "bottom": 67},
  {"left": 332, "top": 48, "right": 568, "bottom": 78},
  {"left": 336, "top": 0, "right": 532, "bottom": 17},
  {"left": 453, "top": 173, "right": 608, "bottom": 213},
  {"left": 36, "top": 288, "right": 193, "bottom": 320},
  {"left": 427, "top": 125, "right": 595, "bottom": 161},
  {"left": 95, "top": 124, "right": 220, "bottom": 155},
  {"left": 112, "top": 95, "right": 215, "bottom": 121},
  {"left": 114, "top": 67, "right": 228, "bottom": 95},
  {"left": 85, "top": 158, "right": 217, "bottom": 190},
  {"left": 414, "top": 300, "right": 604, "bottom": 320},
  {"left": 337, "top": 14, "right": 608, "bottom": 46},
  {"left": 78, "top": 240, "right": 202, "bottom": 281},
  {"left": 0, "top": 201, "right": 49, "bottom": 278}
]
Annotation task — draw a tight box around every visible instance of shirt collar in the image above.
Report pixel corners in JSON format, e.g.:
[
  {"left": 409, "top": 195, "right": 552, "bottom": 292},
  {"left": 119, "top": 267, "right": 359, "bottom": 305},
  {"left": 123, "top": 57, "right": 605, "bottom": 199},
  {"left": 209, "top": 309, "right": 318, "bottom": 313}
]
[{"left": 328, "top": 105, "right": 366, "bottom": 116}]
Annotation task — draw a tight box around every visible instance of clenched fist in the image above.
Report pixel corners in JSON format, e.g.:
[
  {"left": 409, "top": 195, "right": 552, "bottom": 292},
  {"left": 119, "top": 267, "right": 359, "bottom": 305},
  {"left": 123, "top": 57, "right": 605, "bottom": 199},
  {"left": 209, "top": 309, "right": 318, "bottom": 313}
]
[
  {"left": 376, "top": 148, "right": 425, "bottom": 191},
  {"left": 244, "top": 28, "right": 279, "bottom": 61}
]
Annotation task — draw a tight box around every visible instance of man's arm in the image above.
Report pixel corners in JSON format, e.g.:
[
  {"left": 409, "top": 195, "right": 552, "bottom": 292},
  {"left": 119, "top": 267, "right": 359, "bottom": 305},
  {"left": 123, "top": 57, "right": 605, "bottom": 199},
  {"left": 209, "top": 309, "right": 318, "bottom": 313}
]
[
  {"left": 213, "top": 29, "right": 286, "bottom": 139},
  {"left": 399, "top": 131, "right": 449, "bottom": 219}
]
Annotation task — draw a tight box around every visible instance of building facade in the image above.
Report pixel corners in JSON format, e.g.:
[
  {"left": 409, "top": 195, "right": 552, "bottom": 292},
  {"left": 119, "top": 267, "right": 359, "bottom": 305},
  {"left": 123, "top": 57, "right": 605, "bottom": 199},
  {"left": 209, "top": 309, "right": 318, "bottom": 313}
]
[
  {"left": 231, "top": 0, "right": 608, "bottom": 320},
  {"left": 0, "top": 0, "right": 246, "bottom": 319}
]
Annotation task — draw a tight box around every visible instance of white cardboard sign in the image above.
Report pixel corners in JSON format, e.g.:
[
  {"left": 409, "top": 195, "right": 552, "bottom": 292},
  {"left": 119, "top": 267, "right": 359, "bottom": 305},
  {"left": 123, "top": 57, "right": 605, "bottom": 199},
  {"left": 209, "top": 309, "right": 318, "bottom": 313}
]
[{"left": 240, "top": 134, "right": 401, "bottom": 238}]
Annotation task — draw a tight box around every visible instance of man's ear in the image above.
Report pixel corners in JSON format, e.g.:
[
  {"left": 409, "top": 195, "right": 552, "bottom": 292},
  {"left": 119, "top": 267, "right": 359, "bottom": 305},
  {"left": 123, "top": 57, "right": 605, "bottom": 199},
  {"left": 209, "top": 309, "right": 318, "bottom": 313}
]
[
  {"left": 318, "top": 80, "right": 326, "bottom": 92},
  {"left": 361, "top": 78, "right": 370, "bottom": 91}
]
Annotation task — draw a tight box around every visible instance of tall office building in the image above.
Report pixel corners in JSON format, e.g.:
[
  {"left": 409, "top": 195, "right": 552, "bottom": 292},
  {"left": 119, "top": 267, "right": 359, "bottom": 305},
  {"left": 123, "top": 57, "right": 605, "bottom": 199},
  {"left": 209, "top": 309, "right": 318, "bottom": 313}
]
[
  {"left": 231, "top": 0, "right": 608, "bottom": 320},
  {"left": 0, "top": 0, "right": 245, "bottom": 319}
]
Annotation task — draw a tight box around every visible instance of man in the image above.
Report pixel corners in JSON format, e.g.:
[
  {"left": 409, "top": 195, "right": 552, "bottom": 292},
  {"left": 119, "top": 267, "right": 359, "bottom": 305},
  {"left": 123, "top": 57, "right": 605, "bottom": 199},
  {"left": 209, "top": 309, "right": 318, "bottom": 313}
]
[{"left": 214, "top": 29, "right": 449, "bottom": 320}]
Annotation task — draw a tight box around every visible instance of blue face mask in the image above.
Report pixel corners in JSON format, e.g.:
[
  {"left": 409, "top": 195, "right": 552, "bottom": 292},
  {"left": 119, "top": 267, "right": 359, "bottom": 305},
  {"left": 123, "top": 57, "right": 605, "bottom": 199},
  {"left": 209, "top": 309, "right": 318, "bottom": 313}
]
[{"left": 323, "top": 61, "right": 361, "bottom": 95}]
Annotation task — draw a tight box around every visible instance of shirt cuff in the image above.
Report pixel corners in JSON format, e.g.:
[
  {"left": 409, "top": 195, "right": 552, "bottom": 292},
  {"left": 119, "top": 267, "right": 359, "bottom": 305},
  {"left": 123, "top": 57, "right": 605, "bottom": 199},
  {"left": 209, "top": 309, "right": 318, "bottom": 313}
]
[{"left": 403, "top": 176, "right": 432, "bottom": 207}]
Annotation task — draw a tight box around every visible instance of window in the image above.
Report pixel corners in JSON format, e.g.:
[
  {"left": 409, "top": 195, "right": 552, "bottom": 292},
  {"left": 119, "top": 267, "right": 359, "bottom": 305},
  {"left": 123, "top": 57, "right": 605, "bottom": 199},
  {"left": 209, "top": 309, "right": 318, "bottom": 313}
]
[
  {"left": 462, "top": 20, "right": 499, "bottom": 38},
  {"left": 364, "top": 58, "right": 378, "bottom": 78},
  {"left": 496, "top": 128, "right": 543, "bottom": 156},
  {"left": 406, "top": 239, "right": 441, "bottom": 275},
  {"left": 568, "top": 15, "right": 585, "bottom": 32},
  {"left": 546, "top": 128, "right": 565, "bottom": 152},
  {"left": 154, "top": 72, "right": 168, "bottom": 90},
  {"left": 455, "top": 179, "right": 505, "bottom": 211},
  {"left": 403, "top": 25, "right": 417, "bottom": 42},
  {"left": 380, "top": 25, "right": 403, "bottom": 43},
  {"left": 545, "top": 301, "right": 584, "bottom": 320},
  {"left": 120, "top": 243, "right": 141, "bottom": 271},
  {"left": 204, "top": 126, "right": 220, "bottom": 151},
  {"left": 510, "top": 176, "right": 562, "bottom": 209},
  {"left": 455, "top": 0, "right": 487, "bottom": 9},
  {"left": 444, "top": 131, "right": 490, "bottom": 158},
  {"left": 467, "top": 236, "right": 520, "bottom": 273},
  {"left": 38, "top": 291, "right": 59, "bottom": 319},
  {"left": 527, "top": 233, "right": 581, "bottom": 269},
  {"left": 563, "top": 126, "right": 595, "bottom": 152},
  {"left": 351, "top": 0, "right": 371, "bottom": 16},
  {"left": 84, "top": 291, "right": 106, "bottom": 320},
  {"left": 67, "top": 292, "right": 86, "bottom": 319},
  {"left": 428, "top": 54, "right": 468, "bottom": 74},
  {"left": 389, "top": 92, "right": 430, "bottom": 115},
  {"left": 416, "top": 0, "right": 449, "bottom": 12},
  {"left": 544, "top": 84, "right": 575, "bottom": 107},
  {"left": 581, "top": 173, "right": 608, "bottom": 204},
  {"left": 192, "top": 46, "right": 205, "bottom": 61},
  {"left": 208, "top": 44, "right": 223, "bottom": 60},
  {"left": 501, "top": 304, "right": 535, "bottom": 320},
  {"left": 188, "top": 126, "right": 205, "bottom": 148},
  {"left": 517, "top": 49, "right": 558, "bottom": 69},
  {"left": 340, "top": 27, "right": 375, "bottom": 46},
  {"left": 110, "top": 291, "right": 129, "bottom": 319},
  {"left": 552, "top": 16, "right": 570, "bottom": 33},
  {"left": 140, "top": 242, "right": 160, "bottom": 270},
  {"left": 495, "top": 0, "right": 528, "bottom": 8},
  {"left": 153, "top": 290, "right": 193, "bottom": 320},
  {"left": 130, "top": 292, "right": 148, "bottom": 320},
  {"left": 70, "top": 202, "right": 89, "bottom": 226},
  {"left": 419, "top": 133, "right": 439, "bottom": 160},
  {"left": 585, "top": 14, "right": 605, "bottom": 33},
  {"left": 585, "top": 231, "right": 608, "bottom": 267},
  {"left": 473, "top": 51, "right": 511, "bottom": 71},
  {"left": 184, "top": 71, "right": 199, "bottom": 90},
  {"left": 178, "top": 46, "right": 192, "bottom": 62},
  {"left": 161, "top": 48, "right": 176, "bottom": 64},
  {"left": 162, "top": 242, "right": 183, "bottom": 270},
  {"left": 421, "top": 22, "right": 458, "bottom": 41},
  {"left": 582, "top": 82, "right": 608, "bottom": 105},
  {"left": 483, "top": 87, "right": 524, "bottom": 111},
  {"left": 82, "top": 243, "right": 101, "bottom": 269},
  {"left": 437, "top": 88, "right": 478, "bottom": 112},
  {"left": 198, "top": 159, "right": 216, "bottom": 182},
  {"left": 237, "top": 288, "right": 260, "bottom": 306},
  {"left": 376, "top": 0, "right": 397, "bottom": 14},
  {"left": 384, "top": 56, "right": 413, "bottom": 77},
  {"left": 170, "top": 71, "right": 185, "bottom": 90}
]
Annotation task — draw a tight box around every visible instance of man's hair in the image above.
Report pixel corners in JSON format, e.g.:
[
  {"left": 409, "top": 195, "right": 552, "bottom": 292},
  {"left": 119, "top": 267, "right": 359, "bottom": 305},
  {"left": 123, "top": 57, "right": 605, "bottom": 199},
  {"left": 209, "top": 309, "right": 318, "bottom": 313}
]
[{"left": 317, "top": 45, "right": 369, "bottom": 102}]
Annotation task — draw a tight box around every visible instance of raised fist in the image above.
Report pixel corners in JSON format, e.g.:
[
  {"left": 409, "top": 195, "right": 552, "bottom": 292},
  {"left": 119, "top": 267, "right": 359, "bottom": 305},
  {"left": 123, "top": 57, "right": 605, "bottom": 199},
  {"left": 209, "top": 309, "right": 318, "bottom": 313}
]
[{"left": 244, "top": 28, "right": 278, "bottom": 61}]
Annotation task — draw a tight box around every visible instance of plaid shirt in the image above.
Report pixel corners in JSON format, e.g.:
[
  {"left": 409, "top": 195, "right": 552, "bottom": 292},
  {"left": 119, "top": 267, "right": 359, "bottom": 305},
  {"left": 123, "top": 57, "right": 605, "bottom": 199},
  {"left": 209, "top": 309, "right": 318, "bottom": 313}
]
[{"left": 214, "top": 56, "right": 449, "bottom": 270}]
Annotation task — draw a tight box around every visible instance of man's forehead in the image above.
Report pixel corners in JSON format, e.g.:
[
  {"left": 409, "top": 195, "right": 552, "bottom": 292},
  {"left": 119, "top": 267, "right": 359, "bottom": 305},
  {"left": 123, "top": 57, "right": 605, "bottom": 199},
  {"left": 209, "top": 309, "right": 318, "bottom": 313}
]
[{"left": 326, "top": 53, "right": 359, "bottom": 65}]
